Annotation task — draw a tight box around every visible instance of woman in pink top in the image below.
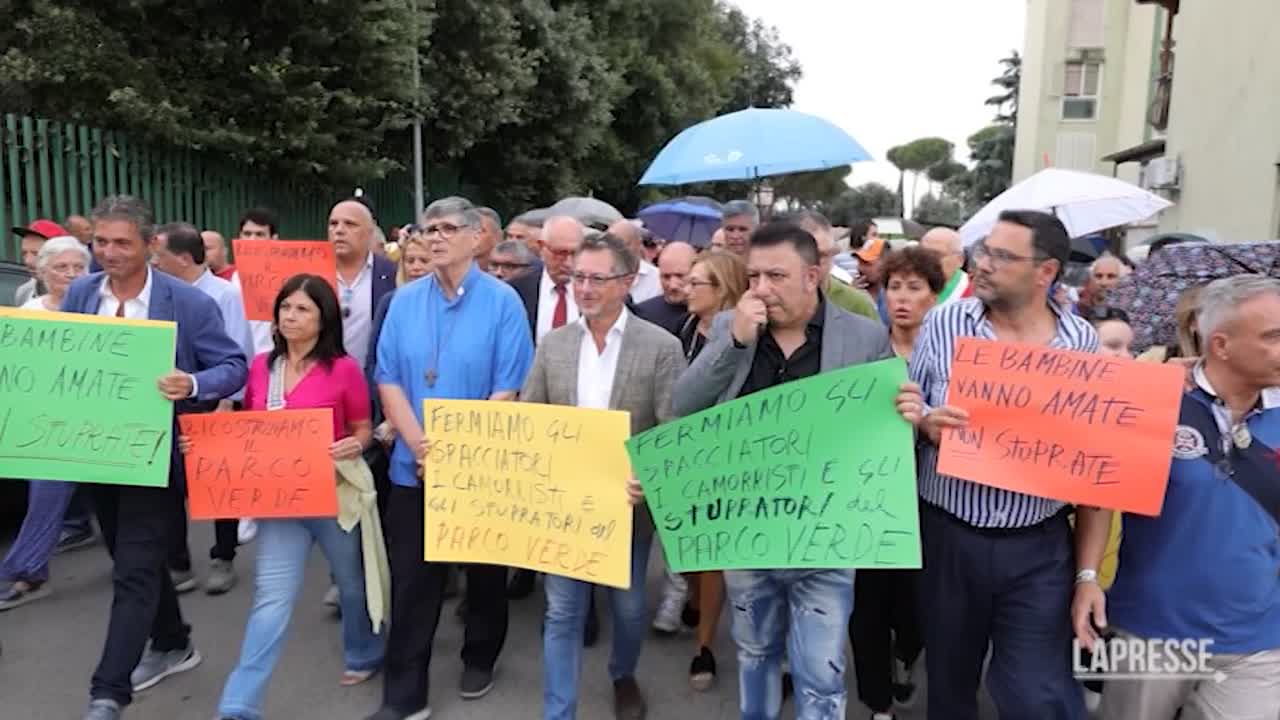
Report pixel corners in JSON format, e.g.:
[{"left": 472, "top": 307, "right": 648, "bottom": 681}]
[{"left": 180, "top": 274, "right": 384, "bottom": 720}]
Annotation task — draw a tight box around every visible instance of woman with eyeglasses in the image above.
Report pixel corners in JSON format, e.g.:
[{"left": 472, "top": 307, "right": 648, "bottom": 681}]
[
  {"left": 670, "top": 249, "right": 747, "bottom": 690},
  {"left": 850, "top": 247, "right": 943, "bottom": 720},
  {"left": 184, "top": 274, "right": 384, "bottom": 720},
  {"left": 0, "top": 236, "right": 92, "bottom": 611}
]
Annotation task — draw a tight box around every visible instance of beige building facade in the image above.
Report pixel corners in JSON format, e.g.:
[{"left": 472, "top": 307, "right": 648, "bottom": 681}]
[{"left": 1014, "top": 0, "right": 1280, "bottom": 243}]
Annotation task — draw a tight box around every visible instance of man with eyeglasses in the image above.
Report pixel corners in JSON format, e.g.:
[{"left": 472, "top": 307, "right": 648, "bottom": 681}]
[
  {"left": 909, "top": 209, "right": 1101, "bottom": 719},
  {"left": 488, "top": 240, "right": 536, "bottom": 281},
  {"left": 1075, "top": 274, "right": 1280, "bottom": 720},
  {"left": 509, "top": 215, "right": 585, "bottom": 345},
  {"left": 370, "top": 196, "right": 534, "bottom": 720},
  {"left": 328, "top": 199, "right": 396, "bottom": 371},
  {"left": 524, "top": 232, "right": 685, "bottom": 720}
]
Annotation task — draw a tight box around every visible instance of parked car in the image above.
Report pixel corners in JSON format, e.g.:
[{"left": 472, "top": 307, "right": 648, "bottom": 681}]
[{"left": 1, "top": 260, "right": 33, "bottom": 528}]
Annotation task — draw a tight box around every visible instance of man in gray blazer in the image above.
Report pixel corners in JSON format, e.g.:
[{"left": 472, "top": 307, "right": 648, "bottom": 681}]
[
  {"left": 669, "top": 221, "right": 892, "bottom": 720},
  {"left": 522, "top": 232, "right": 685, "bottom": 720}
]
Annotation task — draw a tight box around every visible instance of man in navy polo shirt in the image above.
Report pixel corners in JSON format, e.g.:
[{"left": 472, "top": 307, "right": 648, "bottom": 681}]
[{"left": 1074, "top": 274, "right": 1280, "bottom": 720}]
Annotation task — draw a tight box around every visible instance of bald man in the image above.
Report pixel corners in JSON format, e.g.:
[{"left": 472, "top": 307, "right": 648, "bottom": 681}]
[
  {"left": 709, "top": 228, "right": 726, "bottom": 251},
  {"left": 328, "top": 199, "right": 397, "bottom": 370},
  {"left": 1089, "top": 254, "right": 1124, "bottom": 292},
  {"left": 202, "top": 230, "right": 236, "bottom": 281},
  {"left": 634, "top": 242, "right": 697, "bottom": 335},
  {"left": 919, "top": 227, "right": 972, "bottom": 305},
  {"left": 607, "top": 219, "right": 661, "bottom": 303}
]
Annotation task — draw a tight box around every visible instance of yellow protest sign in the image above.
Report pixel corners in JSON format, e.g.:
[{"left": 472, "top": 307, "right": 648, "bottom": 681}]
[{"left": 421, "top": 399, "right": 634, "bottom": 588}]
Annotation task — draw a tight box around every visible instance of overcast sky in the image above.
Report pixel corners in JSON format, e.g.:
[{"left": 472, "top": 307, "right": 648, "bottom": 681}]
[{"left": 729, "top": 0, "right": 1026, "bottom": 196}]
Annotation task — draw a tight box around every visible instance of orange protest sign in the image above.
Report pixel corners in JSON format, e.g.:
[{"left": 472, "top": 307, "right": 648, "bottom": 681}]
[
  {"left": 231, "top": 240, "right": 336, "bottom": 321},
  {"left": 936, "top": 338, "right": 1184, "bottom": 516},
  {"left": 179, "top": 409, "right": 336, "bottom": 519}
]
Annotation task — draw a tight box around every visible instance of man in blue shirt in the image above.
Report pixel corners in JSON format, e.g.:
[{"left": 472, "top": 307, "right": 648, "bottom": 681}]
[
  {"left": 912, "top": 210, "right": 1102, "bottom": 719},
  {"left": 368, "top": 197, "right": 534, "bottom": 720},
  {"left": 1075, "top": 274, "right": 1280, "bottom": 720}
]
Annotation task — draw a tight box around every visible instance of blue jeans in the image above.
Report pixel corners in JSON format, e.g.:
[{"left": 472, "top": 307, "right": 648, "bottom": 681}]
[
  {"left": 724, "top": 568, "right": 854, "bottom": 720},
  {"left": 543, "top": 531, "right": 653, "bottom": 720},
  {"left": 218, "top": 518, "right": 384, "bottom": 720},
  {"left": 1, "top": 480, "right": 76, "bottom": 583}
]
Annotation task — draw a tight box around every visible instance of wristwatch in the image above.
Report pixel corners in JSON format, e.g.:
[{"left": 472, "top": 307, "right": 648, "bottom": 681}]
[{"left": 1075, "top": 568, "right": 1099, "bottom": 585}]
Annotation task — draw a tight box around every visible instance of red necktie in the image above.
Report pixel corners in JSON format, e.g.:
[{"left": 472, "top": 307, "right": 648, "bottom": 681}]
[{"left": 552, "top": 284, "right": 567, "bottom": 329}]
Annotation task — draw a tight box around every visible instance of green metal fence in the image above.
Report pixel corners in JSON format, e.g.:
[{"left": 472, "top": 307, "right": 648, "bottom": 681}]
[{"left": 0, "top": 113, "right": 436, "bottom": 263}]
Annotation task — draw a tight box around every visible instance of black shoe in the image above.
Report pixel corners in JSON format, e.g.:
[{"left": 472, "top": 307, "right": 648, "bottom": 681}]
[
  {"left": 506, "top": 569, "right": 535, "bottom": 599},
  {"left": 689, "top": 646, "right": 716, "bottom": 691},
  {"left": 454, "top": 599, "right": 467, "bottom": 620},
  {"left": 782, "top": 672, "right": 794, "bottom": 701},
  {"left": 459, "top": 666, "right": 494, "bottom": 700},
  {"left": 680, "top": 603, "right": 701, "bottom": 630}
]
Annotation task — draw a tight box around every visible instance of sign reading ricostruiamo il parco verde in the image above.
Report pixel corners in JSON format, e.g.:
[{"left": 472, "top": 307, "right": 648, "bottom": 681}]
[
  {"left": 626, "top": 358, "right": 921, "bottom": 573},
  {"left": 0, "top": 308, "right": 176, "bottom": 487},
  {"left": 421, "top": 400, "right": 635, "bottom": 589}
]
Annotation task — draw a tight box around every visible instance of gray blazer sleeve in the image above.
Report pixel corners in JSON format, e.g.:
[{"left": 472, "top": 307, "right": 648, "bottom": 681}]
[
  {"left": 520, "top": 340, "right": 550, "bottom": 404},
  {"left": 671, "top": 310, "right": 751, "bottom": 417},
  {"left": 653, "top": 336, "right": 687, "bottom": 425}
]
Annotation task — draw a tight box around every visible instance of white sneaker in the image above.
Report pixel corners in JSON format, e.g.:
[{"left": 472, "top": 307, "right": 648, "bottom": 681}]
[
  {"left": 651, "top": 571, "right": 687, "bottom": 635},
  {"left": 237, "top": 518, "right": 258, "bottom": 544},
  {"left": 323, "top": 584, "right": 340, "bottom": 609}
]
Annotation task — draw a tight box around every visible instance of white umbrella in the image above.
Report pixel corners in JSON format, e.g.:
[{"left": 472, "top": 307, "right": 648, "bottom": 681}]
[{"left": 959, "top": 168, "right": 1173, "bottom": 246}]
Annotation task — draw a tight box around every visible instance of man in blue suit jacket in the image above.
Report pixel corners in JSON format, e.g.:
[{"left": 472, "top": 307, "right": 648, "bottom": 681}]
[{"left": 65, "top": 196, "right": 247, "bottom": 720}]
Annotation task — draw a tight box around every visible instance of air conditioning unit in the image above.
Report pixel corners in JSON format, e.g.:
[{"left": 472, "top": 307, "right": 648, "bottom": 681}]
[{"left": 1144, "top": 155, "right": 1181, "bottom": 190}]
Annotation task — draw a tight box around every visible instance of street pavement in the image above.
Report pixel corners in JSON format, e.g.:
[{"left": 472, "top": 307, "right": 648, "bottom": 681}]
[{"left": 0, "top": 521, "right": 962, "bottom": 719}]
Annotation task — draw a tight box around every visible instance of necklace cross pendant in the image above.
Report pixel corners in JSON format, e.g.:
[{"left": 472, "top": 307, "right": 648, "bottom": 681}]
[{"left": 425, "top": 368, "right": 438, "bottom": 387}]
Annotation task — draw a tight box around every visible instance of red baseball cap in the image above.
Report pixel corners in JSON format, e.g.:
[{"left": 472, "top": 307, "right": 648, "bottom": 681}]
[{"left": 11, "top": 219, "right": 68, "bottom": 240}]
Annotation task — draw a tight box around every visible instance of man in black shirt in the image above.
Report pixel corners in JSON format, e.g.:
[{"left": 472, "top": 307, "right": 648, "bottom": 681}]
[{"left": 634, "top": 241, "right": 697, "bottom": 335}]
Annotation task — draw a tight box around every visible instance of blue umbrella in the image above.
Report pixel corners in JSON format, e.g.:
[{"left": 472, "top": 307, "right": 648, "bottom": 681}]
[
  {"left": 638, "top": 199, "right": 722, "bottom": 247},
  {"left": 638, "top": 108, "right": 872, "bottom": 186}
]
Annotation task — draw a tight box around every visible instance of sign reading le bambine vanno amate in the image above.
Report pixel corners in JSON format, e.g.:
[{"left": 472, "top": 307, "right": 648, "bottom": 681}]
[
  {"left": 0, "top": 308, "right": 177, "bottom": 487},
  {"left": 626, "top": 358, "right": 921, "bottom": 574}
]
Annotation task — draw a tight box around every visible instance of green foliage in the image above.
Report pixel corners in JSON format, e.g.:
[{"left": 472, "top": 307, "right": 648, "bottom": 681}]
[
  {"left": 826, "top": 182, "right": 899, "bottom": 226},
  {"left": 985, "top": 51, "right": 1021, "bottom": 125},
  {"left": 773, "top": 166, "right": 851, "bottom": 211},
  {"left": 913, "top": 193, "right": 965, "bottom": 227}
]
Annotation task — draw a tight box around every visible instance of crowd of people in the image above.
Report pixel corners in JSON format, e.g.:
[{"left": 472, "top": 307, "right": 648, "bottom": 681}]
[{"left": 3, "top": 190, "right": 1278, "bottom": 720}]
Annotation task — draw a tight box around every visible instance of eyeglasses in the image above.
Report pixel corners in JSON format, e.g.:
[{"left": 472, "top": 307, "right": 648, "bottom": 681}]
[
  {"left": 423, "top": 222, "right": 472, "bottom": 238},
  {"left": 687, "top": 279, "right": 717, "bottom": 289},
  {"left": 1090, "top": 306, "right": 1130, "bottom": 324},
  {"left": 972, "top": 239, "right": 1048, "bottom": 267},
  {"left": 47, "top": 262, "right": 86, "bottom": 276},
  {"left": 491, "top": 261, "right": 530, "bottom": 272},
  {"left": 571, "top": 272, "right": 632, "bottom": 287},
  {"left": 545, "top": 247, "right": 576, "bottom": 260}
]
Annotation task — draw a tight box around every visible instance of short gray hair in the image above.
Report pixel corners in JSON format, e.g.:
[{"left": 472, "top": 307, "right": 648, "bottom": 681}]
[
  {"left": 493, "top": 240, "right": 535, "bottom": 263},
  {"left": 36, "top": 236, "right": 91, "bottom": 272},
  {"left": 476, "top": 206, "right": 502, "bottom": 230},
  {"left": 786, "top": 209, "right": 832, "bottom": 232},
  {"left": 721, "top": 200, "right": 760, "bottom": 224},
  {"left": 91, "top": 194, "right": 154, "bottom": 244},
  {"left": 510, "top": 212, "right": 544, "bottom": 229},
  {"left": 1197, "top": 274, "right": 1280, "bottom": 339},
  {"left": 578, "top": 232, "right": 639, "bottom": 276},
  {"left": 422, "top": 196, "right": 480, "bottom": 228}
]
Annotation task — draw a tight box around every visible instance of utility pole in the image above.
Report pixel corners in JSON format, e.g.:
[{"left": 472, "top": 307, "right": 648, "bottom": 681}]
[{"left": 411, "top": 0, "right": 425, "bottom": 220}]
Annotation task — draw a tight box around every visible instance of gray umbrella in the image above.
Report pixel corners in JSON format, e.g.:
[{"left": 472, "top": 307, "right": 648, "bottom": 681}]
[{"left": 548, "top": 197, "right": 624, "bottom": 229}]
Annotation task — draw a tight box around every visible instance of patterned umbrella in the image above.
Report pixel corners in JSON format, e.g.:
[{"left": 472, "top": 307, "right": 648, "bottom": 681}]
[{"left": 1109, "top": 241, "right": 1280, "bottom": 352}]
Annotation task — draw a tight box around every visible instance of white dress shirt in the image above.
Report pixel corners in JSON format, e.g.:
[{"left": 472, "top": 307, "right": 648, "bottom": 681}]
[
  {"left": 338, "top": 252, "right": 375, "bottom": 369},
  {"left": 536, "top": 268, "right": 580, "bottom": 344},
  {"left": 629, "top": 260, "right": 661, "bottom": 303},
  {"left": 576, "top": 309, "right": 628, "bottom": 410},
  {"left": 192, "top": 268, "right": 253, "bottom": 400},
  {"left": 98, "top": 268, "right": 198, "bottom": 397}
]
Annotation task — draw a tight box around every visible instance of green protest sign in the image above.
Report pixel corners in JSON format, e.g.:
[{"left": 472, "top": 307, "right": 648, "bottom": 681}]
[
  {"left": 626, "top": 358, "right": 920, "bottom": 573},
  {"left": 0, "top": 308, "right": 177, "bottom": 487}
]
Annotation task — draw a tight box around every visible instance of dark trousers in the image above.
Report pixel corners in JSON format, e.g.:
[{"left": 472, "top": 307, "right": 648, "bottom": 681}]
[
  {"left": 919, "top": 503, "right": 1085, "bottom": 720},
  {"left": 382, "top": 484, "right": 508, "bottom": 711},
  {"left": 850, "top": 568, "right": 923, "bottom": 712},
  {"left": 169, "top": 510, "right": 238, "bottom": 571},
  {"left": 63, "top": 485, "right": 94, "bottom": 533},
  {"left": 89, "top": 482, "right": 191, "bottom": 706}
]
